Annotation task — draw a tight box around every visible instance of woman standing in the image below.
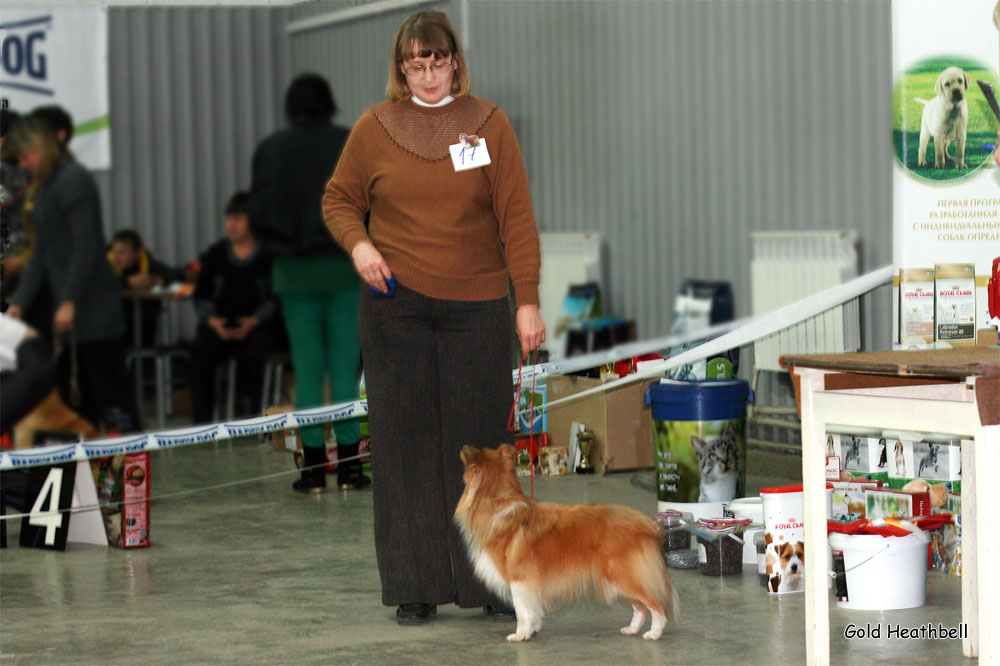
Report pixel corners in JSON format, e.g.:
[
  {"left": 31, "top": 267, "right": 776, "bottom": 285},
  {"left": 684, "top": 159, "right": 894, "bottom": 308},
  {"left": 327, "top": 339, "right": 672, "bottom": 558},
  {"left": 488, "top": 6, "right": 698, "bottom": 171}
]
[
  {"left": 249, "top": 74, "right": 365, "bottom": 493},
  {"left": 2, "top": 118, "right": 139, "bottom": 434},
  {"left": 324, "top": 11, "right": 545, "bottom": 625}
]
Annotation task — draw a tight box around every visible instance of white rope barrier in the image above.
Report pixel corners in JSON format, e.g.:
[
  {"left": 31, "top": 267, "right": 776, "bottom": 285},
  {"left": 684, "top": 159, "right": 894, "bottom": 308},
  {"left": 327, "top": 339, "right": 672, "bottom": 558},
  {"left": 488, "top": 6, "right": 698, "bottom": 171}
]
[
  {"left": 1, "top": 264, "right": 892, "bottom": 472},
  {"left": 518, "top": 264, "right": 894, "bottom": 417}
]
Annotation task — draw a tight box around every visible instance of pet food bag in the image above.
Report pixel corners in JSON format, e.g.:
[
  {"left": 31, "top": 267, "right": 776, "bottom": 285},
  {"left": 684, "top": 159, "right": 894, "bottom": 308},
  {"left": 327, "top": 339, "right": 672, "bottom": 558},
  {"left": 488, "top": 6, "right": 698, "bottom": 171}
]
[
  {"left": 646, "top": 379, "right": 748, "bottom": 519},
  {"left": 934, "top": 263, "right": 976, "bottom": 346},
  {"left": 760, "top": 483, "right": 833, "bottom": 595},
  {"left": 898, "top": 267, "right": 935, "bottom": 345}
]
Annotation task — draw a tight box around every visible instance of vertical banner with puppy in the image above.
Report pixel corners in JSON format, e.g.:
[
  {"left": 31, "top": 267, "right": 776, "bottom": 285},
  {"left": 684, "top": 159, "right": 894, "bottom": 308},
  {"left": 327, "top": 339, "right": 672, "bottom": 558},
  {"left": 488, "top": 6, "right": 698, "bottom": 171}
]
[{"left": 891, "top": 1, "right": 1000, "bottom": 347}]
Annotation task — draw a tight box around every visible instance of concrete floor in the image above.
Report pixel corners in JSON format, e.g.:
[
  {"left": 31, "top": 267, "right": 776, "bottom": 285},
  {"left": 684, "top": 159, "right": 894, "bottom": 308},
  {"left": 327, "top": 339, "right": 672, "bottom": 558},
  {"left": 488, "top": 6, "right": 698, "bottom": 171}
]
[{"left": 0, "top": 440, "right": 968, "bottom": 665}]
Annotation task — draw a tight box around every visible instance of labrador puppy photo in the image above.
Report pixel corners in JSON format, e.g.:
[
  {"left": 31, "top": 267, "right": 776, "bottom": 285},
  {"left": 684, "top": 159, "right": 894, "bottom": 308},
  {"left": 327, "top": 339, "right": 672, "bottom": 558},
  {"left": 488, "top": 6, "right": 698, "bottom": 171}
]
[{"left": 916, "top": 66, "right": 970, "bottom": 169}]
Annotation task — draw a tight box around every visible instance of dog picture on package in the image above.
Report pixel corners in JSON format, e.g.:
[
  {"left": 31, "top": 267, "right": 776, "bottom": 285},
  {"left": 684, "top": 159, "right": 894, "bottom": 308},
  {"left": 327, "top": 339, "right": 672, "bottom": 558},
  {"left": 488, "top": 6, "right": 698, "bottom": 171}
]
[{"left": 765, "top": 534, "right": 805, "bottom": 594}]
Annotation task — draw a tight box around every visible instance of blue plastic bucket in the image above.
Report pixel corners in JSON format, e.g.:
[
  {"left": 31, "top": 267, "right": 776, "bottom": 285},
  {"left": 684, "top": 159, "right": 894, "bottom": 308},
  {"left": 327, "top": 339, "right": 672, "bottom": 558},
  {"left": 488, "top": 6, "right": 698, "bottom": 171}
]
[{"left": 644, "top": 380, "right": 750, "bottom": 515}]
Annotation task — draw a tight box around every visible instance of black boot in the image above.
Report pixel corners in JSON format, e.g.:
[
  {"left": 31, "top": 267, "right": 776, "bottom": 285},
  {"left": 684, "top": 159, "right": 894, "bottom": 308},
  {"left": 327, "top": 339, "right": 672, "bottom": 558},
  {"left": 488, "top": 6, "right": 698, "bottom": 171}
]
[
  {"left": 337, "top": 443, "right": 371, "bottom": 490},
  {"left": 293, "top": 445, "right": 327, "bottom": 494}
]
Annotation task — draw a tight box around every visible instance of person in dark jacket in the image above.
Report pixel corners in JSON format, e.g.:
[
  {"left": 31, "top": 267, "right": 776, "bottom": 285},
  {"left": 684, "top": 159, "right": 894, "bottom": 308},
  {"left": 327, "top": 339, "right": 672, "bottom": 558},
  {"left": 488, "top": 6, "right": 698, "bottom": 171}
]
[
  {"left": 108, "top": 229, "right": 184, "bottom": 348},
  {"left": 2, "top": 118, "right": 140, "bottom": 434},
  {"left": 248, "top": 74, "right": 364, "bottom": 493},
  {"left": 191, "top": 192, "right": 285, "bottom": 424}
]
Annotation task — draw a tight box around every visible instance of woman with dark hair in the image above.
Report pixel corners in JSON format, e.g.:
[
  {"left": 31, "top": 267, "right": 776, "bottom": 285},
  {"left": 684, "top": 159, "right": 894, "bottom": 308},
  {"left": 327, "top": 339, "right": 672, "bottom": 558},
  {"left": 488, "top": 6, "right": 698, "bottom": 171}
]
[
  {"left": 323, "top": 11, "right": 544, "bottom": 625},
  {"left": 2, "top": 117, "right": 140, "bottom": 434},
  {"left": 248, "top": 73, "right": 364, "bottom": 492}
]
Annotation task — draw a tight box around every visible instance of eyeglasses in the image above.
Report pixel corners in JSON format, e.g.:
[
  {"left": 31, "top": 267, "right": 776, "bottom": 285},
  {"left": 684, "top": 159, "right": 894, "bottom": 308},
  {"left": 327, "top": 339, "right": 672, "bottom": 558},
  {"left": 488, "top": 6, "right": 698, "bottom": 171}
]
[{"left": 402, "top": 59, "right": 454, "bottom": 78}]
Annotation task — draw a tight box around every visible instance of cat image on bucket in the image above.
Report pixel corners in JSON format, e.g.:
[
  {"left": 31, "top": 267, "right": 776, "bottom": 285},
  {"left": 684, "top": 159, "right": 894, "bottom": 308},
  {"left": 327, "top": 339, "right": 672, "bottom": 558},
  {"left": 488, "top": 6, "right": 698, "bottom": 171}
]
[
  {"left": 691, "top": 421, "right": 740, "bottom": 502},
  {"left": 654, "top": 418, "right": 746, "bottom": 504}
]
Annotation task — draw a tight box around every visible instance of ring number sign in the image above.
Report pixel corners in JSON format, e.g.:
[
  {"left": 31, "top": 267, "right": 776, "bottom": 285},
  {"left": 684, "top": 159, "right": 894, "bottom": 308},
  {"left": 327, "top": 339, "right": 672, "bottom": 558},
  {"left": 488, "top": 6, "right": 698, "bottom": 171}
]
[{"left": 20, "top": 463, "right": 76, "bottom": 551}]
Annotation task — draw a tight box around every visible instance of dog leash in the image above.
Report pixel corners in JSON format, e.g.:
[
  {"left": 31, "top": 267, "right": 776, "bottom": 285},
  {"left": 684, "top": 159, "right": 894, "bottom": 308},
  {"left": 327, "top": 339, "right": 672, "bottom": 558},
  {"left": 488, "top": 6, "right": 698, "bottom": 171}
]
[{"left": 508, "top": 349, "right": 539, "bottom": 498}]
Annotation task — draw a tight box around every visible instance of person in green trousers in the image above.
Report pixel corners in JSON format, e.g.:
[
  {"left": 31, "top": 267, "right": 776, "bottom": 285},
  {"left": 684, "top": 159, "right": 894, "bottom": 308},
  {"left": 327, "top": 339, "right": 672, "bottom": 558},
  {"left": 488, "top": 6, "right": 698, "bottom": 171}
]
[{"left": 248, "top": 74, "right": 367, "bottom": 492}]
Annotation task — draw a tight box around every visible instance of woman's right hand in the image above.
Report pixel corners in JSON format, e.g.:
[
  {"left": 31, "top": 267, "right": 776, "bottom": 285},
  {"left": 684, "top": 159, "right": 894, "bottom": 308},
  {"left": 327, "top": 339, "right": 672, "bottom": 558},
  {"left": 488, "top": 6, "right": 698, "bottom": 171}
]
[{"left": 351, "top": 240, "right": 392, "bottom": 293}]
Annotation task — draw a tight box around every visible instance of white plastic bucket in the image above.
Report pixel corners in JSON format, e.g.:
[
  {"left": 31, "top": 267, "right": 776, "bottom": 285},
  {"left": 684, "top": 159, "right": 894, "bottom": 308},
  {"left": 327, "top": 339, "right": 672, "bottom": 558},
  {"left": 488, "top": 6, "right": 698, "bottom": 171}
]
[
  {"left": 761, "top": 484, "right": 805, "bottom": 594},
  {"left": 829, "top": 532, "right": 928, "bottom": 610}
]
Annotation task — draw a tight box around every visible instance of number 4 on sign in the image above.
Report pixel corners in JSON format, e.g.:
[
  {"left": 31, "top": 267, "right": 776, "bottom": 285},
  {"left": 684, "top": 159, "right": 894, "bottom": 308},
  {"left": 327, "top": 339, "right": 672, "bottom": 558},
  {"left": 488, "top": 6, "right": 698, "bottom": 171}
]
[
  {"left": 19, "top": 461, "right": 107, "bottom": 550},
  {"left": 20, "top": 463, "right": 74, "bottom": 551}
]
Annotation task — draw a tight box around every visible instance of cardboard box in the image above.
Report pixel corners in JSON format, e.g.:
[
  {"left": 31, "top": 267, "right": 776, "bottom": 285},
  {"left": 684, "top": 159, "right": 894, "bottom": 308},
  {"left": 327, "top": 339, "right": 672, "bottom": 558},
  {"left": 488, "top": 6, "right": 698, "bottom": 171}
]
[
  {"left": 517, "top": 385, "right": 547, "bottom": 434},
  {"left": 887, "top": 437, "right": 961, "bottom": 483},
  {"left": 96, "top": 452, "right": 150, "bottom": 549},
  {"left": 864, "top": 488, "right": 931, "bottom": 520},
  {"left": 831, "top": 434, "right": 888, "bottom": 474},
  {"left": 830, "top": 480, "right": 881, "bottom": 521},
  {"left": 539, "top": 446, "right": 570, "bottom": 475},
  {"left": 546, "top": 375, "right": 653, "bottom": 474}
]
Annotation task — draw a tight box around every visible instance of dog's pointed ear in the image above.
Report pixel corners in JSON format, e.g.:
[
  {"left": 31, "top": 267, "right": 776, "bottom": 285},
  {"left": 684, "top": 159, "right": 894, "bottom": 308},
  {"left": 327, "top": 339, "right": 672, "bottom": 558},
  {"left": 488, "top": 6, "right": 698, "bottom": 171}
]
[
  {"left": 460, "top": 445, "right": 478, "bottom": 466},
  {"left": 498, "top": 444, "right": 516, "bottom": 471}
]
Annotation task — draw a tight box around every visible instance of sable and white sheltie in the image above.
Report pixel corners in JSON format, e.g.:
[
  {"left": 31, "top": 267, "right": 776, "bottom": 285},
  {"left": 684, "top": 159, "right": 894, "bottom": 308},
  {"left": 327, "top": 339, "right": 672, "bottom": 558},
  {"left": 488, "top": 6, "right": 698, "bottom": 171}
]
[{"left": 454, "top": 444, "right": 678, "bottom": 642}]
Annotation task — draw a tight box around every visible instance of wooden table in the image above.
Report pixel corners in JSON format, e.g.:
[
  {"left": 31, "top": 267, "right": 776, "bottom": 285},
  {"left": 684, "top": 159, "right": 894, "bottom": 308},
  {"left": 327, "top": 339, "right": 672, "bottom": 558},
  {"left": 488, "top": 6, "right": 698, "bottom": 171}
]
[{"left": 782, "top": 348, "right": 999, "bottom": 665}]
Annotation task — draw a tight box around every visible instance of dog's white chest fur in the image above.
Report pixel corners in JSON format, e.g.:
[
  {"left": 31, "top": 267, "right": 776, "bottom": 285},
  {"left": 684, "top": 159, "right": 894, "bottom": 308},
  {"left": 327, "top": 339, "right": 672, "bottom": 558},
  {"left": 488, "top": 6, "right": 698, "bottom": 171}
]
[{"left": 461, "top": 531, "right": 511, "bottom": 601}]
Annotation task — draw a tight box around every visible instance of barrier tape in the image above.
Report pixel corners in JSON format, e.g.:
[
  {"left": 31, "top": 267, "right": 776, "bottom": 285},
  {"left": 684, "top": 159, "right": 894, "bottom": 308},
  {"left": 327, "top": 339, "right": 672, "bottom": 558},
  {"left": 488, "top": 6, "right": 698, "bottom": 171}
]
[
  {"left": 0, "top": 401, "right": 367, "bottom": 471},
  {"left": 516, "top": 264, "right": 894, "bottom": 417},
  {"left": 1, "top": 264, "right": 891, "bottom": 472}
]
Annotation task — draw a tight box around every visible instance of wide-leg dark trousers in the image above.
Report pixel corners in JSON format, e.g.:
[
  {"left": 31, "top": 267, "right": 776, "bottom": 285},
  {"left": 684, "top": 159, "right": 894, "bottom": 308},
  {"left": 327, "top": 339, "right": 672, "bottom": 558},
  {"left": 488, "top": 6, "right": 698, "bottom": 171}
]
[{"left": 359, "top": 284, "right": 514, "bottom": 608}]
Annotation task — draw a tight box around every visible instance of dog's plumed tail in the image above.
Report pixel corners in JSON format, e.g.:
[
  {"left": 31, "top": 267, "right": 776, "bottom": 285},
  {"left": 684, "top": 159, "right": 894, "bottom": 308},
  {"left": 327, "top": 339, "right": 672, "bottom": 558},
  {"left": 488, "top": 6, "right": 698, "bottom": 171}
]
[{"left": 914, "top": 97, "right": 930, "bottom": 106}]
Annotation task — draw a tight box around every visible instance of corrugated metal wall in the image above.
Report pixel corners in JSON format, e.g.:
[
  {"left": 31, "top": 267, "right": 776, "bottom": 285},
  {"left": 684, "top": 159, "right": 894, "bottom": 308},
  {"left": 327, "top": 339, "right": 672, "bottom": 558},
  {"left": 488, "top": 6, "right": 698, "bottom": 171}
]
[
  {"left": 95, "top": 5, "right": 289, "bottom": 268},
  {"left": 286, "top": 0, "right": 894, "bottom": 351}
]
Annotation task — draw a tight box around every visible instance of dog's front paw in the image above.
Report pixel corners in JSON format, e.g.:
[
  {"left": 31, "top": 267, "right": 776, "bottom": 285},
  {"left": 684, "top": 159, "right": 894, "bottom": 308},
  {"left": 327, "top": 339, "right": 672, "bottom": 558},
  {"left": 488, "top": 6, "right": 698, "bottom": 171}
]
[
  {"left": 621, "top": 626, "right": 640, "bottom": 635},
  {"left": 642, "top": 628, "right": 662, "bottom": 640},
  {"left": 506, "top": 630, "right": 532, "bottom": 642}
]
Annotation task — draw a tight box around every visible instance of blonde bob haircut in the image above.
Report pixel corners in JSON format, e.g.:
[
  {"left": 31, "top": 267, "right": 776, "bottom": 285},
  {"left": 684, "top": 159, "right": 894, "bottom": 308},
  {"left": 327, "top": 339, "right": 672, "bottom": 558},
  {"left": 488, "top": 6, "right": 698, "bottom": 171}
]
[{"left": 386, "top": 11, "right": 470, "bottom": 102}]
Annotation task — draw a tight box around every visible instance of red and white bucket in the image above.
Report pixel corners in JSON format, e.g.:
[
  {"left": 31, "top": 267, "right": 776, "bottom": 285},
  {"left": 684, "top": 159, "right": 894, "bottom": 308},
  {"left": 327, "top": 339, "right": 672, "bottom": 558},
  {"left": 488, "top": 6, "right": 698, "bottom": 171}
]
[{"left": 760, "top": 483, "right": 833, "bottom": 594}]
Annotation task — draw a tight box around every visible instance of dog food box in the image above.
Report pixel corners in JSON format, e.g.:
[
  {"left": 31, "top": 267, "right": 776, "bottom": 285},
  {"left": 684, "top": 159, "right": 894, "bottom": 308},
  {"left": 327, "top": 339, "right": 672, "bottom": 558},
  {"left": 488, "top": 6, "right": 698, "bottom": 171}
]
[
  {"left": 96, "top": 452, "right": 150, "bottom": 549},
  {"left": 899, "top": 268, "right": 935, "bottom": 344},
  {"left": 761, "top": 483, "right": 833, "bottom": 595},
  {"left": 828, "top": 428, "right": 886, "bottom": 474},
  {"left": 517, "top": 384, "right": 547, "bottom": 434},
  {"left": 538, "top": 445, "right": 569, "bottom": 475},
  {"left": 830, "top": 480, "right": 882, "bottom": 522},
  {"left": 934, "top": 263, "right": 976, "bottom": 346},
  {"left": 885, "top": 431, "right": 961, "bottom": 483},
  {"left": 864, "top": 488, "right": 931, "bottom": 520}
]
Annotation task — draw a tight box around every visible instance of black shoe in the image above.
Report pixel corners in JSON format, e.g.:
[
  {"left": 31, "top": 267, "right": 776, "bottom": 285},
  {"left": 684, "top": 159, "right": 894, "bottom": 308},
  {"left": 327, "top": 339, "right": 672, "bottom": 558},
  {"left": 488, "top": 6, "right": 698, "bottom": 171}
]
[
  {"left": 396, "top": 603, "right": 436, "bottom": 625},
  {"left": 484, "top": 604, "right": 516, "bottom": 621},
  {"left": 293, "top": 447, "right": 327, "bottom": 494},
  {"left": 338, "top": 473, "right": 371, "bottom": 491}
]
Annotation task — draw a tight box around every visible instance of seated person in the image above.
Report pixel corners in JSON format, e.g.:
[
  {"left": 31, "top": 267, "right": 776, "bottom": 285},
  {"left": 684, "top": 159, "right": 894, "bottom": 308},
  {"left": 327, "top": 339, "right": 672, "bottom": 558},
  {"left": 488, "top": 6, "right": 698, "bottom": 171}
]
[
  {"left": 108, "top": 229, "right": 183, "bottom": 347},
  {"left": 191, "top": 192, "right": 285, "bottom": 424}
]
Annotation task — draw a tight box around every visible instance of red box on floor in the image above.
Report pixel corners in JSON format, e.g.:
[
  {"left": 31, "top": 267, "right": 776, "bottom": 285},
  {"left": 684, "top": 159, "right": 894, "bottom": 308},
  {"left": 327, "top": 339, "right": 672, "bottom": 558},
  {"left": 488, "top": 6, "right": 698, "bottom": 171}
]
[{"left": 96, "top": 452, "right": 150, "bottom": 548}]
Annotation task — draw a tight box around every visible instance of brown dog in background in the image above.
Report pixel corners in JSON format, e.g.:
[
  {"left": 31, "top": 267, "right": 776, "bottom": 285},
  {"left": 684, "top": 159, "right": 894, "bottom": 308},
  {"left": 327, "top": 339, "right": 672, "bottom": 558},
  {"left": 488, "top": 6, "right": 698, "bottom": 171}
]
[{"left": 454, "top": 444, "right": 677, "bottom": 642}]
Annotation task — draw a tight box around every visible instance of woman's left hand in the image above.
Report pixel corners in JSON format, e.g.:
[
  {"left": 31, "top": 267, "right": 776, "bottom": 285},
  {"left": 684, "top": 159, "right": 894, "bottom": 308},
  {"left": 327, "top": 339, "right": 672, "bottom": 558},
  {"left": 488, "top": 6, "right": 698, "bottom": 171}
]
[
  {"left": 515, "top": 304, "right": 546, "bottom": 360},
  {"left": 54, "top": 301, "right": 75, "bottom": 335}
]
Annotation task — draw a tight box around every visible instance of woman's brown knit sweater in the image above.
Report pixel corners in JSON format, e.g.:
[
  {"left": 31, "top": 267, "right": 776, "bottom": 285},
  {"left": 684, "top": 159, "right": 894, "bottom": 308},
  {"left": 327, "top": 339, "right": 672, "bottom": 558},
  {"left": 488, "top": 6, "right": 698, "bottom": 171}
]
[{"left": 322, "top": 95, "right": 540, "bottom": 307}]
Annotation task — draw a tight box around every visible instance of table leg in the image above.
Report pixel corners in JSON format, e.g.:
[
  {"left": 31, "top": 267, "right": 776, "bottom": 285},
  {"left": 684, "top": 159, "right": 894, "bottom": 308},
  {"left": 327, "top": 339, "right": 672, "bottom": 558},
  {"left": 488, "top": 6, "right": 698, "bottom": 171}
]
[
  {"left": 972, "top": 422, "right": 999, "bottom": 662},
  {"left": 132, "top": 298, "right": 144, "bottom": 419},
  {"left": 961, "top": 436, "right": 978, "bottom": 658},
  {"left": 798, "top": 368, "right": 831, "bottom": 666}
]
